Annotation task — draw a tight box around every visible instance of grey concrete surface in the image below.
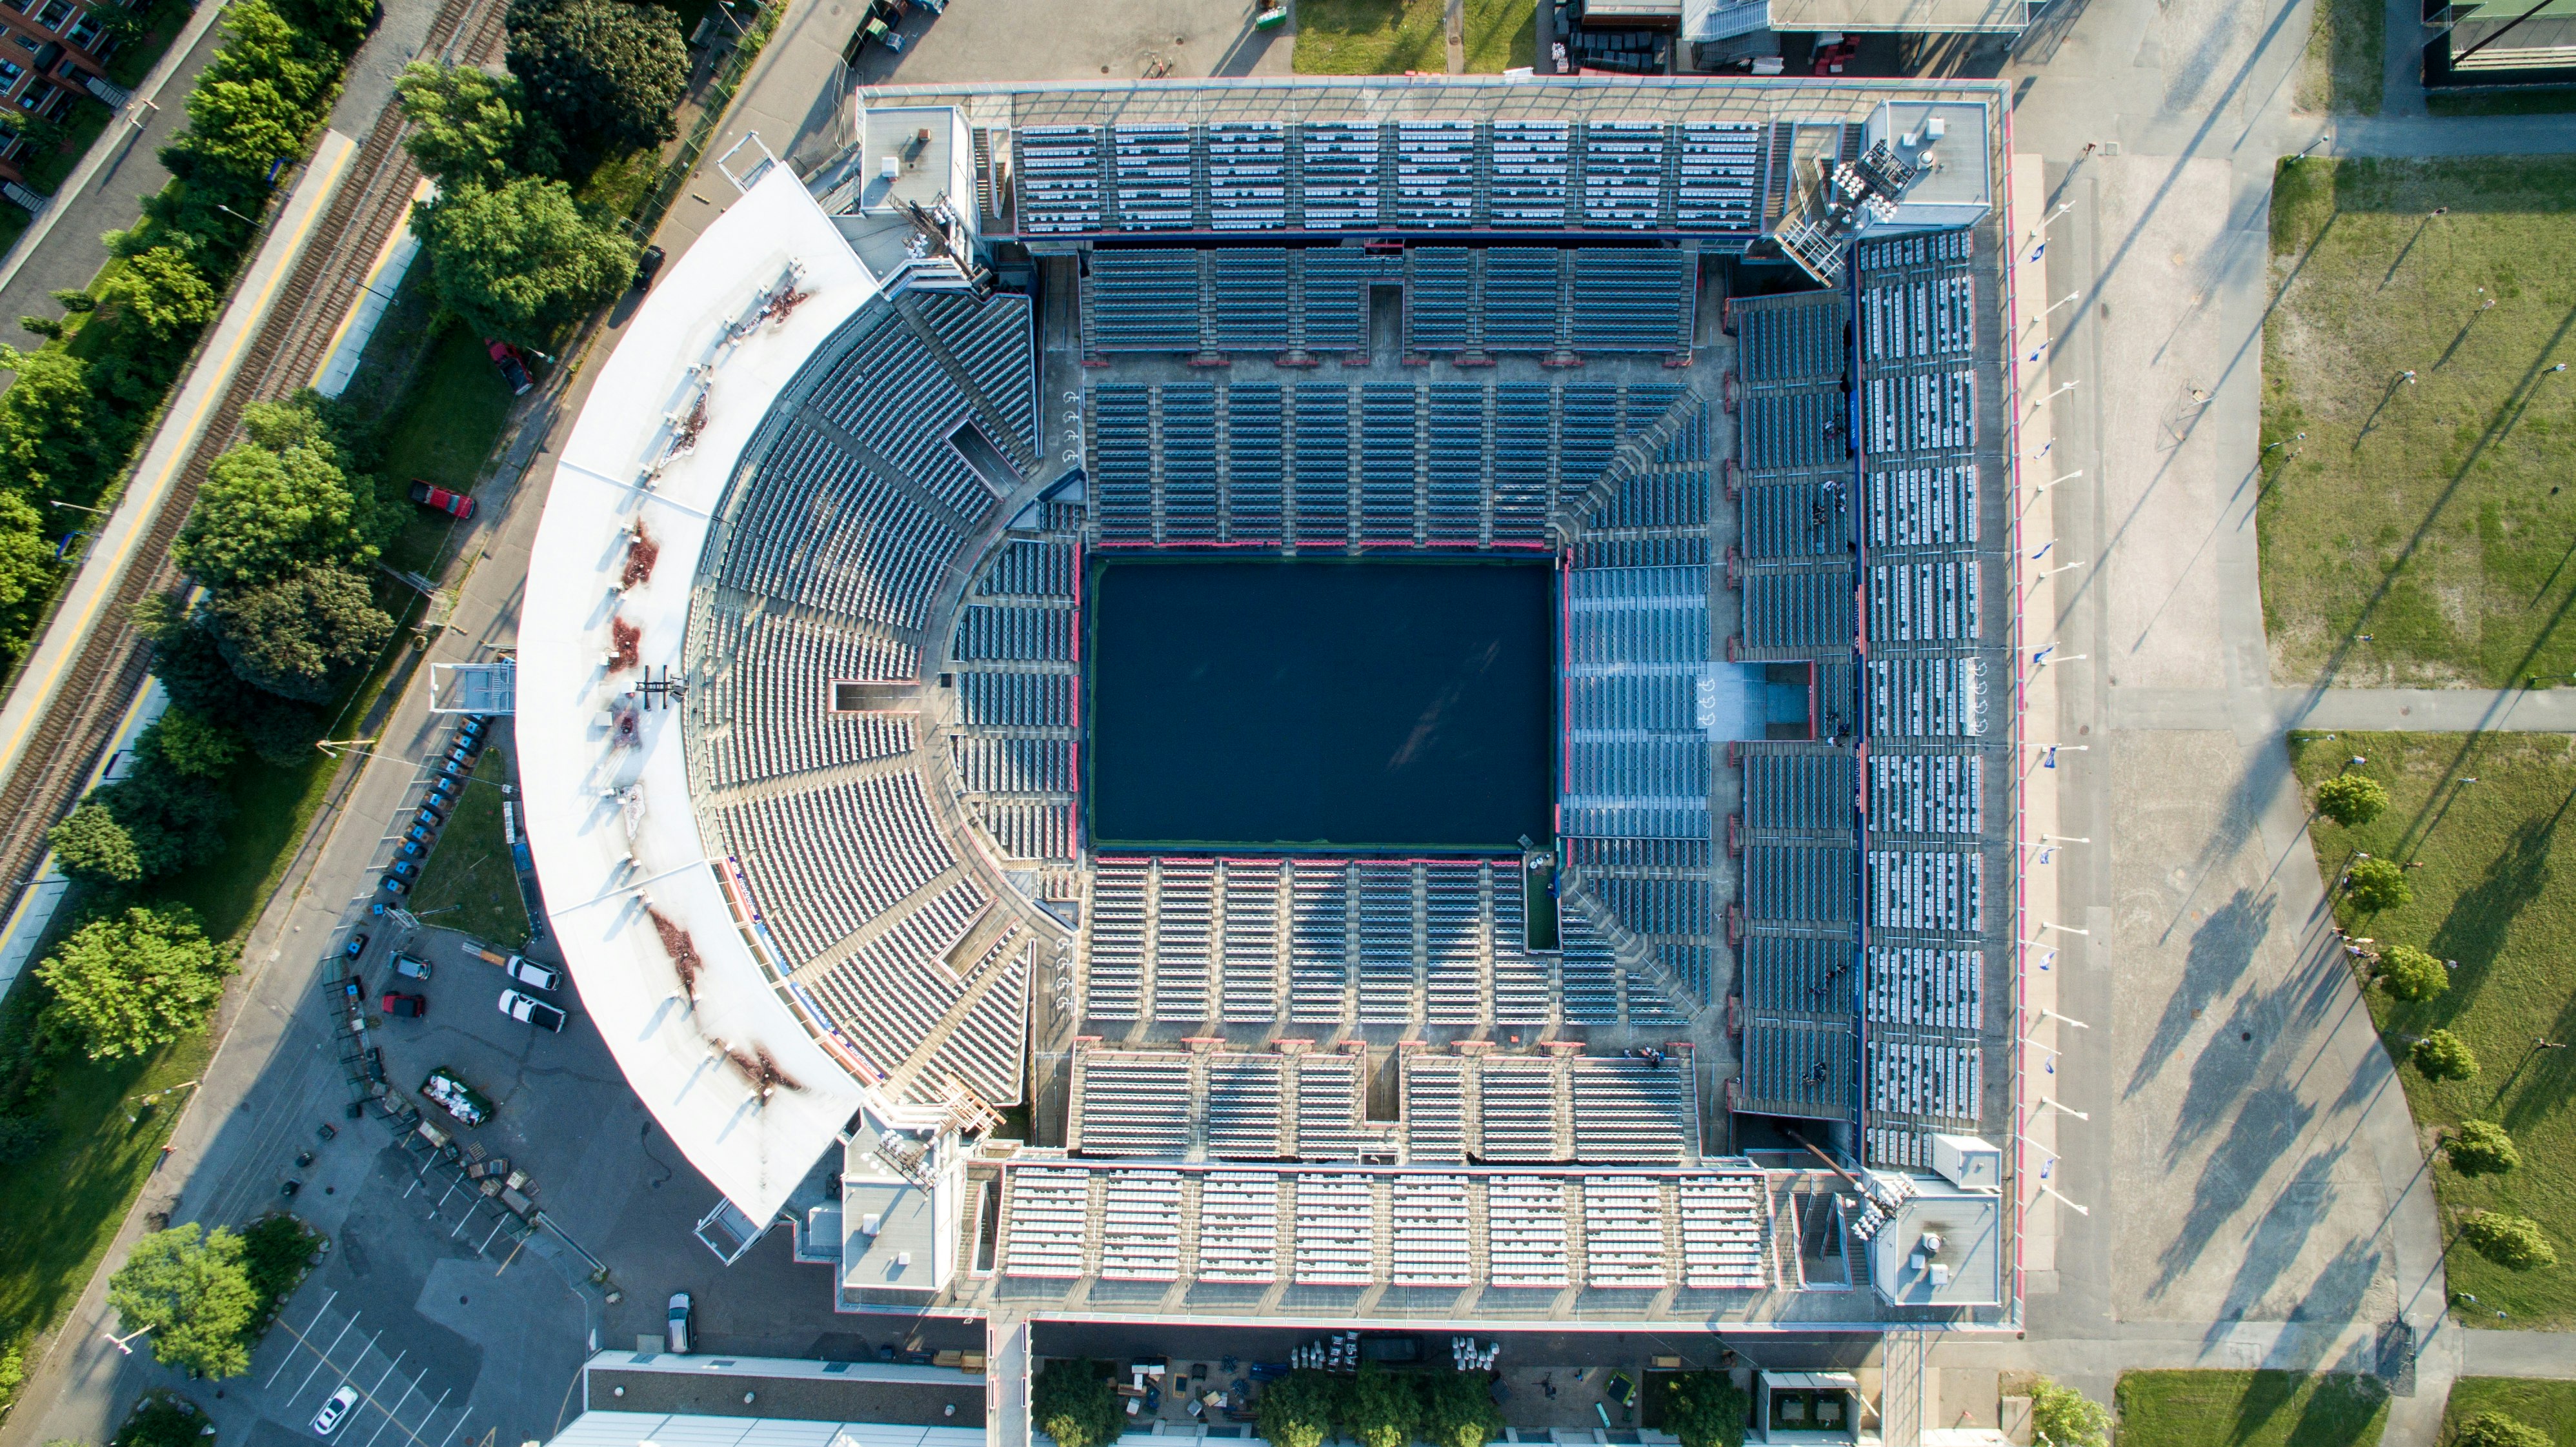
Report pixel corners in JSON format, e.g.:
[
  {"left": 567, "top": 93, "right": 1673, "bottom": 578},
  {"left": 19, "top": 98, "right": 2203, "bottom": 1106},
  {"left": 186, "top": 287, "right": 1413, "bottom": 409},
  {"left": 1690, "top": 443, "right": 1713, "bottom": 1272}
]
[
  {"left": 2108, "top": 686, "right": 2576, "bottom": 733},
  {"left": 850, "top": 0, "right": 1293, "bottom": 88}
]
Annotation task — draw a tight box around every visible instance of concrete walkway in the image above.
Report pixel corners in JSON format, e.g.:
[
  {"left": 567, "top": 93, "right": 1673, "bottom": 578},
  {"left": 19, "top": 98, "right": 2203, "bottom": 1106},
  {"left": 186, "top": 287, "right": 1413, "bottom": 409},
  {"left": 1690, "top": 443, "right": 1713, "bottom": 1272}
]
[{"left": 1982, "top": 0, "right": 2546, "bottom": 1435}]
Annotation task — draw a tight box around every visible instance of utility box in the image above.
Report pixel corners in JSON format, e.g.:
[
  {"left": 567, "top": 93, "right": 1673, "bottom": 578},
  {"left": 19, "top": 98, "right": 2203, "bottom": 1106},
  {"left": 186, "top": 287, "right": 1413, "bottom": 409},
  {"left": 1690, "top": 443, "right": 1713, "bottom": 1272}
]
[{"left": 1931, "top": 1133, "right": 2002, "bottom": 1191}]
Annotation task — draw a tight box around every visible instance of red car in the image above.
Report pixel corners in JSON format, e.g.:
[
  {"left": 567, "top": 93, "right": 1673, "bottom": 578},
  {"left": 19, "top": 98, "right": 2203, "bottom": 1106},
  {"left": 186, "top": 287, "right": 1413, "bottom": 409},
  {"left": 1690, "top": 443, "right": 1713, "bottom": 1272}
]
[
  {"left": 487, "top": 339, "right": 534, "bottom": 396},
  {"left": 408, "top": 480, "right": 477, "bottom": 520},
  {"left": 382, "top": 993, "right": 426, "bottom": 1018}
]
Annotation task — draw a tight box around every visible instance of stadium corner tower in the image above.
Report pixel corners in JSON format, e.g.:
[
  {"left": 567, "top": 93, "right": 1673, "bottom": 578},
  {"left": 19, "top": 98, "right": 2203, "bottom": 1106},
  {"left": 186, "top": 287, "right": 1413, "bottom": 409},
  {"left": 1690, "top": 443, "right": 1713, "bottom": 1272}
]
[{"left": 519, "top": 77, "right": 2033, "bottom": 1337}]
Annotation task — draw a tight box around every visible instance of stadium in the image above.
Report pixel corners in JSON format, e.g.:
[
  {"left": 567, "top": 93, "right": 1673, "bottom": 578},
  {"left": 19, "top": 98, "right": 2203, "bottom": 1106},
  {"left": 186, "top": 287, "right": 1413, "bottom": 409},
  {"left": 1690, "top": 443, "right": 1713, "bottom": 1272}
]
[{"left": 517, "top": 74, "right": 2028, "bottom": 1337}]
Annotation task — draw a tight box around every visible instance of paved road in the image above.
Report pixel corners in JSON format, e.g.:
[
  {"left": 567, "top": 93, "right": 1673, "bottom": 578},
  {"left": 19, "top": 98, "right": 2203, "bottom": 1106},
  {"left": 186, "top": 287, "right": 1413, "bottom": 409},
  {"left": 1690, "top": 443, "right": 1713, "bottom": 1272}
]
[{"left": 1984, "top": 0, "right": 2531, "bottom": 1439}]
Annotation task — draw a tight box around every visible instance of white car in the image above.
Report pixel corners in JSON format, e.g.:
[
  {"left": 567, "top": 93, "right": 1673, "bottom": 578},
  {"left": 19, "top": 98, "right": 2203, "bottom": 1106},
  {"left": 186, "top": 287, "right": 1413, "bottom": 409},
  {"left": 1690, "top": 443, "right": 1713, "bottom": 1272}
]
[
  {"left": 497, "top": 988, "right": 567, "bottom": 1032},
  {"left": 312, "top": 1384, "right": 360, "bottom": 1436},
  {"left": 666, "top": 1291, "right": 692, "bottom": 1353},
  {"left": 503, "top": 956, "right": 561, "bottom": 991}
]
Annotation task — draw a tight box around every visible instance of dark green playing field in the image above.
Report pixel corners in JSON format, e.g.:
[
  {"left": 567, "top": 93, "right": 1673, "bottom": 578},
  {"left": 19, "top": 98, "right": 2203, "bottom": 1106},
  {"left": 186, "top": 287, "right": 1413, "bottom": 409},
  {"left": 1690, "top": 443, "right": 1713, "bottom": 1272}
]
[{"left": 1087, "top": 559, "right": 1555, "bottom": 851}]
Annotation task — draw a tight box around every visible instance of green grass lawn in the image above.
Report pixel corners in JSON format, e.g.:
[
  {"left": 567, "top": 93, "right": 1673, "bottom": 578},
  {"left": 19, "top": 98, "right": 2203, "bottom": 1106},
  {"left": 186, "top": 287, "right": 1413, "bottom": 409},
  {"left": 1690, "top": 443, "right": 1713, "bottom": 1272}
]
[
  {"left": 2297, "top": 0, "right": 2384, "bottom": 114},
  {"left": 2114, "top": 1371, "right": 2388, "bottom": 1447},
  {"left": 406, "top": 747, "right": 528, "bottom": 947},
  {"left": 2447, "top": 1379, "right": 2576, "bottom": 1444},
  {"left": 2259, "top": 157, "right": 2576, "bottom": 688},
  {"left": 2291, "top": 731, "right": 2576, "bottom": 1326},
  {"left": 0, "top": 1020, "right": 213, "bottom": 1385},
  {"left": 1293, "top": 0, "right": 1535, "bottom": 74},
  {"left": 370, "top": 324, "right": 519, "bottom": 578}
]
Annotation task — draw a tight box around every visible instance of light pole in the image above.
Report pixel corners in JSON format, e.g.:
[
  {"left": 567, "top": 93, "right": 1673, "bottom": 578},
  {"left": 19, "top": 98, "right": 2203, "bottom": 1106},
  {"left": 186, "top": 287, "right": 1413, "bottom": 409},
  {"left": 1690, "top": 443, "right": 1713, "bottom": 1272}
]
[
  {"left": 104, "top": 1322, "right": 151, "bottom": 1355},
  {"left": 2035, "top": 1096, "right": 2089, "bottom": 1122},
  {"left": 48, "top": 499, "right": 110, "bottom": 517}
]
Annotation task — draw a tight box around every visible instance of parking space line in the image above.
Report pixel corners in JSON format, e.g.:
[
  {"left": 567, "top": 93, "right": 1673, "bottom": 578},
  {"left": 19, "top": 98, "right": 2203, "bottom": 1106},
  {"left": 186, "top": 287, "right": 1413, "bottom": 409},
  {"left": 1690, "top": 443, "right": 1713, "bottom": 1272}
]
[
  {"left": 359, "top": 1371, "right": 425, "bottom": 1447},
  {"left": 290, "top": 1312, "right": 363, "bottom": 1400},
  {"left": 476, "top": 1214, "right": 510, "bottom": 1253},
  {"left": 270, "top": 1317, "right": 451, "bottom": 1447},
  {"left": 354, "top": 1351, "right": 408, "bottom": 1447},
  {"left": 426, "top": 1395, "right": 463, "bottom": 1447},
  {"left": 265, "top": 1293, "right": 339, "bottom": 1388}
]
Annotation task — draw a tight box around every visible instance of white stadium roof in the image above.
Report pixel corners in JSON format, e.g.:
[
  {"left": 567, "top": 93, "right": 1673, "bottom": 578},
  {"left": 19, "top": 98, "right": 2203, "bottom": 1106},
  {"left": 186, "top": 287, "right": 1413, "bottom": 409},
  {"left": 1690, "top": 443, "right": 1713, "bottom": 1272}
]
[{"left": 517, "top": 163, "right": 882, "bottom": 1224}]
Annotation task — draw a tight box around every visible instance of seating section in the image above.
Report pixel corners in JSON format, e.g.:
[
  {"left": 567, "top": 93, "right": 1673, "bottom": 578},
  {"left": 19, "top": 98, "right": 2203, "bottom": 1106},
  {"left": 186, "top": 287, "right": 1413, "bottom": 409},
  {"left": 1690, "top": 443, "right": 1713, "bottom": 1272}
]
[
  {"left": 1076, "top": 1053, "right": 1192, "bottom": 1156},
  {"left": 716, "top": 423, "right": 960, "bottom": 634},
  {"left": 1083, "top": 247, "right": 1695, "bottom": 362},
  {"left": 1742, "top": 750, "right": 1853, "bottom": 832},
  {"left": 907, "top": 290, "right": 1038, "bottom": 462},
  {"left": 808, "top": 317, "right": 1005, "bottom": 525},
  {"left": 1296, "top": 1055, "right": 1369, "bottom": 1158},
  {"left": 1850, "top": 231, "right": 2004, "bottom": 1167},
  {"left": 1562, "top": 565, "right": 1708, "bottom": 841},
  {"left": 1480, "top": 1060, "right": 1556, "bottom": 1160},
  {"left": 1405, "top": 1058, "right": 1467, "bottom": 1164},
  {"left": 998, "top": 1159, "right": 1772, "bottom": 1295},
  {"left": 1571, "top": 1059, "right": 1693, "bottom": 1163},
  {"left": 1207, "top": 1055, "right": 1285, "bottom": 1157},
  {"left": 720, "top": 769, "right": 961, "bottom": 966},
  {"left": 1086, "top": 378, "right": 1695, "bottom": 552},
  {"left": 693, "top": 612, "right": 918, "bottom": 787},
  {"left": 1019, "top": 121, "right": 1765, "bottom": 237},
  {"left": 1584, "top": 1176, "right": 1668, "bottom": 1288},
  {"left": 949, "top": 521, "right": 1081, "bottom": 865}
]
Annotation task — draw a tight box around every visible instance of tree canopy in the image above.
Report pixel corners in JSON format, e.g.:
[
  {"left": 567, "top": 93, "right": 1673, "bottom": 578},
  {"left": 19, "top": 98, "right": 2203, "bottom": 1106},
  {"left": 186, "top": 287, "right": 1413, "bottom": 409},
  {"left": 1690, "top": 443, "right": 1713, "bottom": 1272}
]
[
  {"left": 143, "top": 709, "right": 245, "bottom": 780},
  {"left": 1255, "top": 1371, "right": 1342, "bottom": 1447},
  {"left": 1343, "top": 1365, "right": 1419, "bottom": 1447},
  {"left": 503, "top": 0, "right": 685, "bottom": 167},
  {"left": 2459, "top": 1211, "right": 2557, "bottom": 1271},
  {"left": 173, "top": 430, "right": 379, "bottom": 591},
  {"left": 106, "top": 1224, "right": 261, "bottom": 1378},
  {"left": 1655, "top": 1371, "right": 1749, "bottom": 1447},
  {"left": 395, "top": 61, "right": 530, "bottom": 186},
  {"left": 48, "top": 802, "right": 143, "bottom": 886},
  {"left": 206, "top": 562, "right": 394, "bottom": 702},
  {"left": 2412, "top": 1029, "right": 2478, "bottom": 1082},
  {"left": 2374, "top": 944, "right": 2446, "bottom": 1002},
  {"left": 1029, "top": 1361, "right": 1122, "bottom": 1447},
  {"left": 2445, "top": 1120, "right": 2521, "bottom": 1177},
  {"left": 2454, "top": 1413, "right": 2551, "bottom": 1447},
  {"left": 2028, "top": 1381, "right": 2111, "bottom": 1447},
  {"left": 37, "top": 905, "right": 232, "bottom": 1059},
  {"left": 97, "top": 248, "right": 217, "bottom": 343},
  {"left": 1419, "top": 1372, "right": 1505, "bottom": 1447},
  {"left": 414, "top": 175, "right": 636, "bottom": 345},
  {"left": 0, "top": 344, "right": 116, "bottom": 501},
  {"left": 2313, "top": 773, "right": 2389, "bottom": 827},
  {"left": 2344, "top": 856, "right": 2410, "bottom": 913}
]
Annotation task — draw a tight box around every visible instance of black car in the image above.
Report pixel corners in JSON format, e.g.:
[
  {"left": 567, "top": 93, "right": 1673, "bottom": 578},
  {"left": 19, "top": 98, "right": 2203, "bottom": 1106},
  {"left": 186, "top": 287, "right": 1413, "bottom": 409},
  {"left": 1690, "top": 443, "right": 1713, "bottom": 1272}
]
[
  {"left": 406, "top": 823, "right": 434, "bottom": 845},
  {"left": 381, "top": 875, "right": 411, "bottom": 896},
  {"left": 389, "top": 858, "right": 421, "bottom": 880},
  {"left": 343, "top": 932, "right": 369, "bottom": 957},
  {"left": 415, "top": 804, "right": 446, "bottom": 827},
  {"left": 398, "top": 840, "right": 426, "bottom": 858},
  {"left": 634, "top": 246, "right": 666, "bottom": 291}
]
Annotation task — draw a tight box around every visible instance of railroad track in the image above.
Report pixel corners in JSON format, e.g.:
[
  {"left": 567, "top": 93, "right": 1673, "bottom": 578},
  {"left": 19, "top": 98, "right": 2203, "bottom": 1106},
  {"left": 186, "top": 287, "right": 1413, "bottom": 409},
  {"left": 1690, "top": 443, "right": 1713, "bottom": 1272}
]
[{"left": 0, "top": 0, "right": 509, "bottom": 920}]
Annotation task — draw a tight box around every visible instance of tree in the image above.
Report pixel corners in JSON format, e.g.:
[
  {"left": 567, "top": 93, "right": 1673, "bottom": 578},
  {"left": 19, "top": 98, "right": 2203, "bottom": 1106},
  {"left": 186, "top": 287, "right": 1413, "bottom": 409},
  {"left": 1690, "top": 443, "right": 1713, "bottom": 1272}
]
[
  {"left": 143, "top": 709, "right": 244, "bottom": 780},
  {"left": 2028, "top": 1380, "right": 2111, "bottom": 1447},
  {"left": 2346, "top": 857, "right": 2411, "bottom": 913},
  {"left": 96, "top": 756, "right": 236, "bottom": 876},
  {"left": 140, "top": 608, "right": 327, "bottom": 764},
  {"left": 96, "top": 248, "right": 217, "bottom": 343},
  {"left": 0, "top": 491, "right": 65, "bottom": 655},
  {"left": 2444, "top": 1120, "right": 2520, "bottom": 1177},
  {"left": 1655, "top": 1372, "right": 1749, "bottom": 1447},
  {"left": 414, "top": 176, "right": 636, "bottom": 345},
  {"left": 239, "top": 1214, "right": 320, "bottom": 1306},
  {"left": 2374, "top": 944, "right": 2447, "bottom": 1002},
  {"left": 1343, "top": 1364, "right": 1419, "bottom": 1447},
  {"left": 106, "top": 1224, "right": 260, "bottom": 1378},
  {"left": 47, "top": 802, "right": 143, "bottom": 885},
  {"left": 198, "top": 0, "right": 334, "bottom": 110},
  {"left": 2411, "top": 1029, "right": 2479, "bottom": 1082},
  {"left": 1420, "top": 1373, "right": 1505, "bottom": 1447},
  {"left": 2314, "top": 773, "right": 2389, "bottom": 827},
  {"left": 2453, "top": 1413, "right": 2551, "bottom": 1447},
  {"left": 181, "top": 76, "right": 312, "bottom": 177},
  {"left": 1030, "top": 1360, "right": 1122, "bottom": 1447},
  {"left": 0, "top": 345, "right": 110, "bottom": 500},
  {"left": 272, "top": 0, "right": 376, "bottom": 54},
  {"left": 206, "top": 562, "right": 393, "bottom": 702},
  {"left": 394, "top": 61, "right": 527, "bottom": 187},
  {"left": 174, "top": 436, "right": 376, "bottom": 591},
  {"left": 1256, "top": 1371, "right": 1343, "bottom": 1447},
  {"left": 37, "top": 906, "right": 232, "bottom": 1060},
  {"left": 503, "top": 0, "right": 684, "bottom": 166},
  {"left": 2459, "top": 1211, "right": 2557, "bottom": 1271},
  {"left": 0, "top": 1111, "right": 53, "bottom": 1164}
]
